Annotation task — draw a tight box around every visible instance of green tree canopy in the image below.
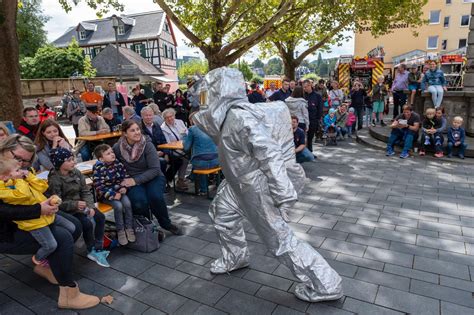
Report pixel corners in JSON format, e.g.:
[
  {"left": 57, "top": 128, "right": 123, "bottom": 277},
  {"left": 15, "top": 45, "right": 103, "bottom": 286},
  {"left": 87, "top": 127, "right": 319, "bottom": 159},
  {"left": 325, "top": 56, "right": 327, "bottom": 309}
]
[
  {"left": 251, "top": 58, "right": 265, "bottom": 69},
  {"left": 260, "top": 0, "right": 428, "bottom": 79},
  {"left": 177, "top": 59, "right": 209, "bottom": 82},
  {"left": 264, "top": 58, "right": 283, "bottom": 75},
  {"left": 20, "top": 38, "right": 91, "bottom": 79},
  {"left": 229, "top": 60, "right": 254, "bottom": 81},
  {"left": 17, "top": 0, "right": 50, "bottom": 58}
]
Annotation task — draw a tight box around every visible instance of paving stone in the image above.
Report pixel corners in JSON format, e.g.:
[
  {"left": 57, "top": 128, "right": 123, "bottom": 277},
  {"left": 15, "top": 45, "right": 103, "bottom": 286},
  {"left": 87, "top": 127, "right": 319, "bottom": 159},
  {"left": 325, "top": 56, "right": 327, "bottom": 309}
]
[
  {"left": 308, "top": 227, "right": 349, "bottom": 241},
  {"left": 389, "top": 241, "right": 439, "bottom": 259},
  {"left": 137, "top": 264, "right": 188, "bottom": 290},
  {"left": 294, "top": 231, "right": 326, "bottom": 248},
  {"left": 215, "top": 289, "right": 276, "bottom": 314},
  {"left": 3, "top": 282, "right": 46, "bottom": 307},
  {"left": 107, "top": 291, "right": 149, "bottom": 314},
  {"left": 79, "top": 302, "right": 121, "bottom": 314},
  {"left": 307, "top": 303, "right": 354, "bottom": 315},
  {"left": 410, "top": 279, "right": 474, "bottom": 308},
  {"left": 364, "top": 246, "right": 413, "bottom": 267},
  {"left": 416, "top": 235, "right": 466, "bottom": 254},
  {"left": 27, "top": 298, "right": 77, "bottom": 315},
  {"left": 373, "top": 228, "right": 417, "bottom": 244},
  {"left": 272, "top": 264, "right": 298, "bottom": 281},
  {"left": 355, "top": 267, "right": 410, "bottom": 291},
  {"left": 135, "top": 284, "right": 188, "bottom": 314},
  {"left": 441, "top": 301, "right": 474, "bottom": 315},
  {"left": 106, "top": 253, "right": 156, "bottom": 277},
  {"left": 375, "top": 286, "right": 440, "bottom": 315},
  {"left": 321, "top": 213, "right": 358, "bottom": 223},
  {"left": 343, "top": 297, "right": 404, "bottom": 315},
  {"left": 336, "top": 254, "right": 385, "bottom": 271},
  {"left": 174, "top": 300, "right": 227, "bottom": 315},
  {"left": 243, "top": 270, "right": 293, "bottom": 291},
  {"left": 395, "top": 225, "right": 439, "bottom": 237},
  {"left": 340, "top": 276, "right": 378, "bottom": 303},
  {"left": 199, "top": 242, "right": 222, "bottom": 258},
  {"left": 320, "top": 239, "right": 367, "bottom": 257},
  {"left": 212, "top": 274, "right": 261, "bottom": 295},
  {"left": 132, "top": 251, "right": 184, "bottom": 268},
  {"left": 87, "top": 268, "right": 150, "bottom": 297},
  {"left": 298, "top": 216, "right": 338, "bottom": 229},
  {"left": 173, "top": 276, "right": 229, "bottom": 305},
  {"left": 414, "top": 256, "right": 470, "bottom": 280},
  {"left": 256, "top": 286, "right": 309, "bottom": 312},
  {"left": 76, "top": 277, "right": 114, "bottom": 297},
  {"left": 346, "top": 234, "right": 390, "bottom": 249},
  {"left": 272, "top": 305, "right": 306, "bottom": 315},
  {"left": 0, "top": 271, "right": 20, "bottom": 291},
  {"left": 141, "top": 307, "right": 166, "bottom": 315},
  {"left": 327, "top": 260, "right": 358, "bottom": 278},
  {"left": 249, "top": 253, "right": 280, "bottom": 273},
  {"left": 356, "top": 219, "right": 395, "bottom": 230},
  {"left": 438, "top": 250, "right": 474, "bottom": 267},
  {"left": 171, "top": 249, "right": 212, "bottom": 265},
  {"left": 0, "top": 301, "right": 37, "bottom": 315},
  {"left": 333, "top": 222, "right": 374, "bottom": 236},
  {"left": 166, "top": 235, "right": 210, "bottom": 252},
  {"left": 383, "top": 264, "right": 438, "bottom": 284},
  {"left": 440, "top": 275, "right": 474, "bottom": 292},
  {"left": 418, "top": 221, "right": 463, "bottom": 235},
  {"left": 176, "top": 261, "right": 215, "bottom": 280}
]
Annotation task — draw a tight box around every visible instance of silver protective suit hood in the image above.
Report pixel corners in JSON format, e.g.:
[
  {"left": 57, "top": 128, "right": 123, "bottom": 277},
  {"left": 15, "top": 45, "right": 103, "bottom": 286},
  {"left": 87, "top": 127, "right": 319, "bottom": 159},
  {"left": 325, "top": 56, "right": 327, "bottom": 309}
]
[{"left": 193, "top": 67, "right": 248, "bottom": 143}]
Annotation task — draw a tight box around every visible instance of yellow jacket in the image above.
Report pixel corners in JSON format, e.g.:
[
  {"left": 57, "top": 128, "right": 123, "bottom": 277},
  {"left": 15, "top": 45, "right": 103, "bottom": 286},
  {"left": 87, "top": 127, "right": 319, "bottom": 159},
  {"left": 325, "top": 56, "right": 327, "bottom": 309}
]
[{"left": 0, "top": 172, "right": 54, "bottom": 231}]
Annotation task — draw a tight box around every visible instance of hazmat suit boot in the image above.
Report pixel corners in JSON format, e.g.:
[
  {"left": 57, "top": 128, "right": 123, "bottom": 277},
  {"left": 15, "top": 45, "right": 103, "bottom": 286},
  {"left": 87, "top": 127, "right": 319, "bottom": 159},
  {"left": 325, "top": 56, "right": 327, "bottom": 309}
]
[
  {"left": 34, "top": 264, "right": 58, "bottom": 285},
  {"left": 58, "top": 283, "right": 100, "bottom": 309},
  {"left": 210, "top": 257, "right": 250, "bottom": 274},
  {"left": 295, "top": 282, "right": 344, "bottom": 302}
]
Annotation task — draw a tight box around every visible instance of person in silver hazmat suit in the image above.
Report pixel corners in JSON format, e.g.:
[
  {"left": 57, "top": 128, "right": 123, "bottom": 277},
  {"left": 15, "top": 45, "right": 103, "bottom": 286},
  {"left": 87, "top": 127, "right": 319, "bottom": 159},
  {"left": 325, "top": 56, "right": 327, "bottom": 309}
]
[{"left": 192, "top": 67, "right": 343, "bottom": 302}]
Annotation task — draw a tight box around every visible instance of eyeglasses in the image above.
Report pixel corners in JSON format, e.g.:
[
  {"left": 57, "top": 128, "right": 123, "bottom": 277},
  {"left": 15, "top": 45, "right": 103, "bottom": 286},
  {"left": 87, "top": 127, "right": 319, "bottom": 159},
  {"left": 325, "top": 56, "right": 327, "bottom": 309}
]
[
  {"left": 26, "top": 115, "right": 39, "bottom": 118},
  {"left": 10, "top": 151, "right": 33, "bottom": 164}
]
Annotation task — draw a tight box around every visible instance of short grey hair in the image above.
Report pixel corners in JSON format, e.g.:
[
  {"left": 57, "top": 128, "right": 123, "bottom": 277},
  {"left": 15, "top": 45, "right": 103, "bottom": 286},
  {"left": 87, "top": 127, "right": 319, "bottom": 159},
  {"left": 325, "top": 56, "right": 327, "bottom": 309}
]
[
  {"left": 140, "top": 106, "right": 154, "bottom": 116},
  {"left": 162, "top": 108, "right": 176, "bottom": 118},
  {"left": 148, "top": 103, "right": 161, "bottom": 115},
  {"left": 123, "top": 106, "right": 136, "bottom": 116},
  {"left": 102, "top": 107, "right": 113, "bottom": 115}
]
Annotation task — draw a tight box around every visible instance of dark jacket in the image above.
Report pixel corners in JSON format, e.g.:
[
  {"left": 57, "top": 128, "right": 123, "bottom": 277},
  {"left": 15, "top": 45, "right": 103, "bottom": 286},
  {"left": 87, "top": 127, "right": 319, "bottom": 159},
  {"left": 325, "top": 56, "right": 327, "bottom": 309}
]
[
  {"left": 447, "top": 127, "right": 465, "bottom": 144},
  {"left": 422, "top": 116, "right": 442, "bottom": 131},
  {"left": 248, "top": 91, "right": 266, "bottom": 104},
  {"left": 105, "top": 116, "right": 121, "bottom": 132},
  {"left": 103, "top": 91, "right": 126, "bottom": 116},
  {"left": 304, "top": 90, "right": 323, "bottom": 123},
  {"left": 269, "top": 88, "right": 291, "bottom": 102},
  {"left": 350, "top": 89, "right": 367, "bottom": 109},
  {"left": 153, "top": 91, "right": 168, "bottom": 112},
  {"left": 0, "top": 201, "right": 41, "bottom": 243},
  {"left": 17, "top": 120, "right": 39, "bottom": 141},
  {"left": 46, "top": 168, "right": 95, "bottom": 213},
  {"left": 141, "top": 121, "right": 168, "bottom": 153}
]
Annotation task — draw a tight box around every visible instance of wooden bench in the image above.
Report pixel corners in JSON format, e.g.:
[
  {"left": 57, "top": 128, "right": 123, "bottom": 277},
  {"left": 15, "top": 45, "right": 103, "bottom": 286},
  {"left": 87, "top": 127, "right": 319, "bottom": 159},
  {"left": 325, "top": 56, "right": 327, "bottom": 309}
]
[
  {"left": 192, "top": 167, "right": 222, "bottom": 199},
  {"left": 97, "top": 202, "right": 113, "bottom": 213}
]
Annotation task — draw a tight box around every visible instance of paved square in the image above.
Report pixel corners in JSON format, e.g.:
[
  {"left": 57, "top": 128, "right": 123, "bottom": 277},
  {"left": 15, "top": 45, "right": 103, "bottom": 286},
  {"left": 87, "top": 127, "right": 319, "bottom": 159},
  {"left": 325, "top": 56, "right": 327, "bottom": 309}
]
[{"left": 1, "top": 140, "right": 473, "bottom": 314}]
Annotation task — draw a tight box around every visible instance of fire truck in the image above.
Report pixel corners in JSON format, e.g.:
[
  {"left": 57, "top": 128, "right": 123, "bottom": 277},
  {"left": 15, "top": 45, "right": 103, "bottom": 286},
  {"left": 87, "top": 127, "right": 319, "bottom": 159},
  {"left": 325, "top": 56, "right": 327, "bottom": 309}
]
[
  {"left": 334, "top": 47, "right": 385, "bottom": 91},
  {"left": 439, "top": 48, "right": 466, "bottom": 91}
]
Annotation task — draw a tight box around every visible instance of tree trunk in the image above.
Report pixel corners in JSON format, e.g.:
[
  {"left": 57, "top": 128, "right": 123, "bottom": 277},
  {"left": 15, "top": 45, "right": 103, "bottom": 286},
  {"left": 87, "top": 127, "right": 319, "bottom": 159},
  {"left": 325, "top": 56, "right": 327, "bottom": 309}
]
[
  {"left": 0, "top": 2, "right": 22, "bottom": 126},
  {"left": 207, "top": 52, "right": 235, "bottom": 70},
  {"left": 282, "top": 53, "right": 297, "bottom": 80}
]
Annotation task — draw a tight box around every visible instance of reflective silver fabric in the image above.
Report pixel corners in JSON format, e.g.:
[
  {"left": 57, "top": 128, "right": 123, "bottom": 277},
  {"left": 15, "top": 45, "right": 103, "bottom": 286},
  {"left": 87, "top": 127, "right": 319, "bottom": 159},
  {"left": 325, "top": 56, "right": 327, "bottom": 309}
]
[{"left": 194, "top": 67, "right": 343, "bottom": 302}]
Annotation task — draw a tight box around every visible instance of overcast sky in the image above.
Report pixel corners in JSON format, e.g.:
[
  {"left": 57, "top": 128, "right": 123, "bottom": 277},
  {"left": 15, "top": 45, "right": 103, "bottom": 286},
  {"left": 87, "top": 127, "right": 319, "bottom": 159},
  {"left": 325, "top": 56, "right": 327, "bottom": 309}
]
[{"left": 43, "top": 0, "right": 354, "bottom": 62}]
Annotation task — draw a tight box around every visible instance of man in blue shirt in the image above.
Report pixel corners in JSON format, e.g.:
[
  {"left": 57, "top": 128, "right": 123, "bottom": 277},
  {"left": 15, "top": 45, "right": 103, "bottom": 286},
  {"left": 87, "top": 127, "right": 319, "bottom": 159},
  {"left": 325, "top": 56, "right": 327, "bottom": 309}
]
[{"left": 292, "top": 116, "right": 315, "bottom": 163}]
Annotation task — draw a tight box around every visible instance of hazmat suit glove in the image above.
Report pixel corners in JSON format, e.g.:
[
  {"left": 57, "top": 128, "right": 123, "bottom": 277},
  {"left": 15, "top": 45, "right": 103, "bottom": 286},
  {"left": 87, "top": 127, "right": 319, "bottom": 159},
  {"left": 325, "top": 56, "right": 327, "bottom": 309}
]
[{"left": 279, "top": 203, "right": 293, "bottom": 223}]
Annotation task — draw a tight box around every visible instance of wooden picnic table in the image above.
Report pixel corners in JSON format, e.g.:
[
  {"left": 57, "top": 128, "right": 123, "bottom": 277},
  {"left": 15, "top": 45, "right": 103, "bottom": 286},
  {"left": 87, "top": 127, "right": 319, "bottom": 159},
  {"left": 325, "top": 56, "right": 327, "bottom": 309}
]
[
  {"left": 37, "top": 159, "right": 97, "bottom": 179},
  {"left": 158, "top": 140, "right": 184, "bottom": 150},
  {"left": 76, "top": 131, "right": 122, "bottom": 141}
]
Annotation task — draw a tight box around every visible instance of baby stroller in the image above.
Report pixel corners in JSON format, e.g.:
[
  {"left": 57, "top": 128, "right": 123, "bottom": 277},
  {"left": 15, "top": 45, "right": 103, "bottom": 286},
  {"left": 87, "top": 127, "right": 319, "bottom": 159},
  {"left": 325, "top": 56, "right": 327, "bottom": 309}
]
[{"left": 323, "top": 125, "right": 337, "bottom": 146}]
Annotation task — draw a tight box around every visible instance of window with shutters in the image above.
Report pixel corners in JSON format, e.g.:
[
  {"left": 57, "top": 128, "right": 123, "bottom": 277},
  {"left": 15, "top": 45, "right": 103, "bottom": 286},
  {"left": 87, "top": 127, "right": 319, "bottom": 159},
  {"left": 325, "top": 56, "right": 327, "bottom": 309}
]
[
  {"left": 164, "top": 43, "right": 169, "bottom": 58},
  {"left": 118, "top": 25, "right": 125, "bottom": 35},
  {"left": 79, "top": 30, "right": 87, "bottom": 40},
  {"left": 169, "top": 47, "right": 174, "bottom": 60}
]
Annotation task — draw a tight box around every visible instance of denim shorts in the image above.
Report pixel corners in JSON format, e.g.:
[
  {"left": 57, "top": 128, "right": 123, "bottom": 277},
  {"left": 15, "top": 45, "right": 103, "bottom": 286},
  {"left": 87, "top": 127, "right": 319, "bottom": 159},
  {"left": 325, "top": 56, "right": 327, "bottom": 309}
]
[{"left": 408, "top": 83, "right": 419, "bottom": 91}]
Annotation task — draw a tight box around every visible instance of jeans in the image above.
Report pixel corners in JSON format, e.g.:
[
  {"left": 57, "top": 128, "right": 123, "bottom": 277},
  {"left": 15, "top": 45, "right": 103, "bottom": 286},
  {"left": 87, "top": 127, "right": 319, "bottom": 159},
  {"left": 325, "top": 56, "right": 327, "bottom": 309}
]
[
  {"left": 102, "top": 195, "right": 133, "bottom": 231},
  {"left": 355, "top": 107, "right": 364, "bottom": 129},
  {"left": 127, "top": 175, "right": 172, "bottom": 229},
  {"left": 307, "top": 121, "right": 320, "bottom": 152},
  {"left": 57, "top": 211, "right": 82, "bottom": 241},
  {"left": 30, "top": 215, "right": 76, "bottom": 260},
  {"left": 364, "top": 107, "right": 373, "bottom": 126},
  {"left": 336, "top": 126, "right": 347, "bottom": 138},
  {"left": 447, "top": 142, "right": 467, "bottom": 156},
  {"left": 393, "top": 91, "right": 407, "bottom": 118},
  {"left": 74, "top": 211, "right": 106, "bottom": 252},
  {"left": 0, "top": 224, "right": 76, "bottom": 286},
  {"left": 427, "top": 85, "right": 444, "bottom": 108},
  {"left": 421, "top": 132, "right": 444, "bottom": 153},
  {"left": 387, "top": 128, "right": 415, "bottom": 153},
  {"left": 193, "top": 159, "right": 220, "bottom": 192},
  {"left": 296, "top": 148, "right": 315, "bottom": 163}
]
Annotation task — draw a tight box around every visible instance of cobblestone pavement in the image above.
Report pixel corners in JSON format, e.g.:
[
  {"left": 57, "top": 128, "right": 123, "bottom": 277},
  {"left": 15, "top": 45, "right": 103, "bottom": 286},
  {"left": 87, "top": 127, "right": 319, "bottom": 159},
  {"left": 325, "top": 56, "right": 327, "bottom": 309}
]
[{"left": 1, "top": 139, "right": 473, "bottom": 314}]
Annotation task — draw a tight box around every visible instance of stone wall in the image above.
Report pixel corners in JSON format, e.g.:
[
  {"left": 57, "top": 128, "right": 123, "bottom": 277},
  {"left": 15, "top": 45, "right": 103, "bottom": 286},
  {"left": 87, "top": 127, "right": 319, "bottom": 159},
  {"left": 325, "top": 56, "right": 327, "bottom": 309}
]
[{"left": 412, "top": 91, "right": 474, "bottom": 137}]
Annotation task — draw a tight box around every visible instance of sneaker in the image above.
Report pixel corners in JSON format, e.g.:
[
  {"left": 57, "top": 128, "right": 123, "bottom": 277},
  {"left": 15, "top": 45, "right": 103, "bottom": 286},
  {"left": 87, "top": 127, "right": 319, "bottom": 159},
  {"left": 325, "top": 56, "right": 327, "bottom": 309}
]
[
  {"left": 87, "top": 249, "right": 110, "bottom": 267},
  {"left": 165, "top": 223, "right": 183, "bottom": 235},
  {"left": 419, "top": 150, "right": 425, "bottom": 156},
  {"left": 400, "top": 151, "right": 409, "bottom": 159},
  {"left": 117, "top": 230, "right": 128, "bottom": 246},
  {"left": 434, "top": 152, "right": 444, "bottom": 158},
  {"left": 386, "top": 149, "right": 395, "bottom": 156},
  {"left": 459, "top": 154, "right": 465, "bottom": 159},
  {"left": 371, "top": 120, "right": 376, "bottom": 127},
  {"left": 380, "top": 120, "right": 386, "bottom": 127},
  {"left": 125, "top": 228, "right": 136, "bottom": 243}
]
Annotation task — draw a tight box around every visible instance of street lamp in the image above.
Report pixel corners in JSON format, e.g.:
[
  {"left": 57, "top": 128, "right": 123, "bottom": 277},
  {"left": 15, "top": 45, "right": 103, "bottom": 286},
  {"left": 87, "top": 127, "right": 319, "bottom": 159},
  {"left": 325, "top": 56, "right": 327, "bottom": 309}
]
[{"left": 111, "top": 14, "right": 122, "bottom": 84}]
